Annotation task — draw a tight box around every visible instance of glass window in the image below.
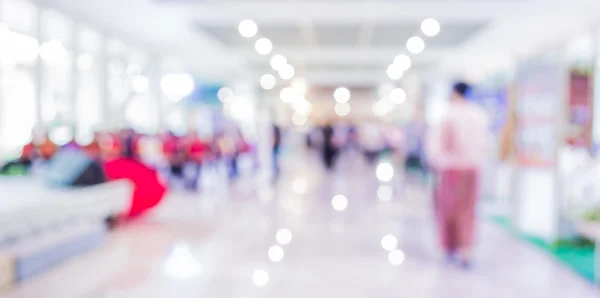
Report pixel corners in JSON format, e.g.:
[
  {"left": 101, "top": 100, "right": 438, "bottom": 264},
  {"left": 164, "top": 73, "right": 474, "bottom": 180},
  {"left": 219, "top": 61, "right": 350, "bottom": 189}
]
[
  {"left": 1, "top": 0, "right": 38, "bottom": 35},
  {"left": 40, "top": 9, "right": 73, "bottom": 125},
  {"left": 75, "top": 26, "right": 102, "bottom": 144}
]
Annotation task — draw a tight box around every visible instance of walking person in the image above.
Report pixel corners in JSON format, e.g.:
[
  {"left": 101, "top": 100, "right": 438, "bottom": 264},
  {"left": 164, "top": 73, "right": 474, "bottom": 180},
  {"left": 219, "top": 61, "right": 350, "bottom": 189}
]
[{"left": 426, "top": 82, "right": 489, "bottom": 268}]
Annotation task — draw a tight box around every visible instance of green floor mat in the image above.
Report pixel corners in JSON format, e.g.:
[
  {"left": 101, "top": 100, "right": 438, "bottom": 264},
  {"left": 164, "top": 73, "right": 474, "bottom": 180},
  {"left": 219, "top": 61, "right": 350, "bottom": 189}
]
[{"left": 491, "top": 216, "right": 595, "bottom": 282}]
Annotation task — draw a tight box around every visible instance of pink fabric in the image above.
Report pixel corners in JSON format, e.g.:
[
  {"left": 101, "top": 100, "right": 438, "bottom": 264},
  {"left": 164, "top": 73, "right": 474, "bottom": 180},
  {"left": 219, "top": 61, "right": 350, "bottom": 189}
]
[
  {"left": 426, "top": 101, "right": 489, "bottom": 170},
  {"left": 435, "top": 169, "right": 478, "bottom": 252}
]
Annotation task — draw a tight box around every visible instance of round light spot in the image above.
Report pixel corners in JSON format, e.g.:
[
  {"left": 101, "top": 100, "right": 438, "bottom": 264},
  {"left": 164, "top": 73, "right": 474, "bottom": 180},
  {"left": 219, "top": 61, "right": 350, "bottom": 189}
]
[
  {"left": 334, "top": 103, "right": 351, "bottom": 117},
  {"left": 389, "top": 88, "right": 407, "bottom": 104},
  {"left": 386, "top": 64, "right": 404, "bottom": 80},
  {"left": 260, "top": 74, "right": 276, "bottom": 90},
  {"left": 252, "top": 269, "right": 269, "bottom": 287},
  {"left": 406, "top": 36, "right": 425, "bottom": 54},
  {"left": 292, "top": 112, "right": 307, "bottom": 126},
  {"left": 421, "top": 18, "right": 441, "bottom": 37},
  {"left": 293, "top": 177, "right": 308, "bottom": 194},
  {"left": 381, "top": 235, "right": 398, "bottom": 251},
  {"left": 276, "top": 228, "right": 293, "bottom": 245},
  {"left": 255, "top": 38, "right": 273, "bottom": 55},
  {"left": 376, "top": 162, "right": 394, "bottom": 182},
  {"left": 238, "top": 19, "right": 258, "bottom": 38},
  {"left": 270, "top": 54, "right": 288, "bottom": 71},
  {"left": 268, "top": 245, "right": 285, "bottom": 263},
  {"left": 388, "top": 249, "right": 406, "bottom": 266},
  {"left": 333, "top": 87, "right": 351, "bottom": 103},
  {"left": 393, "top": 54, "right": 411, "bottom": 71},
  {"left": 278, "top": 64, "right": 295, "bottom": 80},
  {"left": 332, "top": 194, "right": 348, "bottom": 211},
  {"left": 377, "top": 185, "right": 393, "bottom": 202},
  {"left": 218, "top": 87, "right": 234, "bottom": 103}
]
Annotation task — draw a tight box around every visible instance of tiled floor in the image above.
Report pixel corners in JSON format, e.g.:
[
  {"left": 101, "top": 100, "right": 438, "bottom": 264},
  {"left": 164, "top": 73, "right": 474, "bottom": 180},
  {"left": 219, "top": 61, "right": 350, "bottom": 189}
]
[{"left": 2, "top": 151, "right": 598, "bottom": 297}]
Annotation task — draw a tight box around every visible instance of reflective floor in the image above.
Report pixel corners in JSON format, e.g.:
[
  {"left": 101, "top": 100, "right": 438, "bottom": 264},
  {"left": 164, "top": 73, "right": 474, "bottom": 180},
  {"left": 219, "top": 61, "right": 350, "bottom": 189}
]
[{"left": 3, "top": 151, "right": 598, "bottom": 298}]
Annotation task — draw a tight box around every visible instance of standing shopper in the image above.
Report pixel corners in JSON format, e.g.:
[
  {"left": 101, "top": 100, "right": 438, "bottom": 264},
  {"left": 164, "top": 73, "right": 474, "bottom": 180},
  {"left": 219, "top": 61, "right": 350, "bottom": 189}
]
[{"left": 426, "top": 82, "right": 489, "bottom": 268}]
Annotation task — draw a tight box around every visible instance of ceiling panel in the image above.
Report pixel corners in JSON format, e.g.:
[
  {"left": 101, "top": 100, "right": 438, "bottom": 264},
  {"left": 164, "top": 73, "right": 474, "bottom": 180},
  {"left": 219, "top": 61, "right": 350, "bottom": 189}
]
[
  {"left": 425, "top": 22, "right": 487, "bottom": 47},
  {"left": 260, "top": 25, "right": 306, "bottom": 46},
  {"left": 196, "top": 25, "right": 247, "bottom": 47},
  {"left": 371, "top": 24, "right": 419, "bottom": 46},
  {"left": 314, "top": 25, "right": 361, "bottom": 46}
]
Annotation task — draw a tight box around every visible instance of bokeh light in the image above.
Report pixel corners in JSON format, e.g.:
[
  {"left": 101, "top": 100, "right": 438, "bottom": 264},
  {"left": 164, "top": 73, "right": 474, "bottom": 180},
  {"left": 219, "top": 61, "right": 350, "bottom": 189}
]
[
  {"left": 238, "top": 19, "right": 258, "bottom": 38},
  {"left": 333, "top": 87, "right": 351, "bottom": 103},
  {"left": 377, "top": 185, "right": 393, "bottom": 201},
  {"left": 332, "top": 194, "right": 348, "bottom": 211},
  {"left": 388, "top": 249, "right": 406, "bottom": 266},
  {"left": 381, "top": 235, "right": 398, "bottom": 251},
  {"left": 276, "top": 228, "right": 293, "bottom": 245},
  {"left": 376, "top": 162, "right": 394, "bottom": 182},
  {"left": 252, "top": 269, "right": 269, "bottom": 287},
  {"left": 268, "top": 245, "right": 285, "bottom": 263},
  {"left": 421, "top": 18, "right": 441, "bottom": 37},
  {"left": 255, "top": 38, "right": 273, "bottom": 55},
  {"left": 407, "top": 36, "right": 425, "bottom": 54}
]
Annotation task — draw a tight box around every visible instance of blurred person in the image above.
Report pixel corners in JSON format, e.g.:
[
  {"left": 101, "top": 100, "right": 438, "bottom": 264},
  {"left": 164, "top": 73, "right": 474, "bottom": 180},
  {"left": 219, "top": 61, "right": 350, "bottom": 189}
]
[
  {"left": 322, "top": 124, "right": 338, "bottom": 170},
  {"left": 358, "top": 121, "right": 386, "bottom": 164},
  {"left": 82, "top": 132, "right": 102, "bottom": 160},
  {"left": 0, "top": 141, "right": 37, "bottom": 175},
  {"left": 426, "top": 82, "right": 489, "bottom": 268},
  {"left": 404, "top": 111, "right": 428, "bottom": 183},
  {"left": 162, "top": 131, "right": 185, "bottom": 181},
  {"left": 38, "top": 132, "right": 58, "bottom": 161},
  {"left": 272, "top": 124, "right": 282, "bottom": 180},
  {"left": 183, "top": 131, "right": 211, "bottom": 191}
]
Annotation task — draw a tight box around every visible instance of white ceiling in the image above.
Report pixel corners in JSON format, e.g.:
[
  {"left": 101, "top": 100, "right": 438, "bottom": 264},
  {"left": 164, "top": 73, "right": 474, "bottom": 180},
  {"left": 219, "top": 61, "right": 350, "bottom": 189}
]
[{"left": 38, "top": 0, "right": 600, "bottom": 87}]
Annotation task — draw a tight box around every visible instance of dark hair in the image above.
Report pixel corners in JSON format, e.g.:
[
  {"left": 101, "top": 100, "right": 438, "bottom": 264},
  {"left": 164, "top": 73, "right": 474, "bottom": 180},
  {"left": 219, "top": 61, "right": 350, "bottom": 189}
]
[{"left": 452, "top": 82, "right": 471, "bottom": 97}]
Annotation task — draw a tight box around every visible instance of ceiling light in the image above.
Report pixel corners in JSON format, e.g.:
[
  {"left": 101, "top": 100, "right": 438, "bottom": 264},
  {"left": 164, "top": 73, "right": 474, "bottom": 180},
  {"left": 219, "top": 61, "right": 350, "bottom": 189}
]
[
  {"left": 386, "top": 64, "right": 404, "bottom": 80},
  {"left": 388, "top": 249, "right": 406, "bottom": 266},
  {"left": 279, "top": 64, "right": 295, "bottom": 80},
  {"left": 381, "top": 235, "right": 399, "bottom": 251},
  {"left": 389, "top": 88, "right": 407, "bottom": 104},
  {"left": 293, "top": 99, "right": 312, "bottom": 115},
  {"left": 280, "top": 87, "right": 296, "bottom": 103},
  {"left": 218, "top": 87, "right": 234, "bottom": 103},
  {"left": 160, "top": 73, "right": 194, "bottom": 99},
  {"left": 333, "top": 87, "right": 350, "bottom": 103},
  {"left": 252, "top": 269, "right": 269, "bottom": 287},
  {"left": 334, "top": 103, "right": 351, "bottom": 117},
  {"left": 276, "top": 228, "right": 293, "bottom": 245},
  {"left": 255, "top": 38, "right": 273, "bottom": 55},
  {"left": 377, "top": 185, "right": 393, "bottom": 201},
  {"left": 291, "top": 77, "right": 307, "bottom": 95},
  {"left": 373, "top": 99, "right": 395, "bottom": 117},
  {"left": 407, "top": 36, "right": 425, "bottom": 54},
  {"left": 376, "top": 162, "right": 394, "bottom": 182},
  {"left": 421, "top": 18, "right": 441, "bottom": 37},
  {"left": 238, "top": 19, "right": 258, "bottom": 38},
  {"left": 132, "top": 75, "right": 149, "bottom": 93},
  {"left": 331, "top": 194, "right": 348, "bottom": 211},
  {"left": 292, "top": 112, "right": 307, "bottom": 126},
  {"left": 260, "top": 73, "right": 276, "bottom": 90},
  {"left": 268, "top": 245, "right": 285, "bottom": 263},
  {"left": 393, "top": 54, "right": 411, "bottom": 71},
  {"left": 270, "top": 54, "right": 288, "bottom": 71}
]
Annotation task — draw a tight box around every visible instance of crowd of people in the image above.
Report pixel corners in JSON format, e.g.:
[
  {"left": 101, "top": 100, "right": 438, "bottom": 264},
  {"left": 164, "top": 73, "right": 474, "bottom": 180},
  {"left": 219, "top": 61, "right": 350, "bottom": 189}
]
[{"left": 1, "top": 127, "right": 254, "bottom": 191}]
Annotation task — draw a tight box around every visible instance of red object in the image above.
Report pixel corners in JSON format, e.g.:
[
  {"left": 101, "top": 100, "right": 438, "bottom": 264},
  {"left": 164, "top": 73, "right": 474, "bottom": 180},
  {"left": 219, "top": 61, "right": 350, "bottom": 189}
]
[
  {"left": 187, "top": 139, "right": 211, "bottom": 162},
  {"left": 21, "top": 143, "right": 35, "bottom": 160},
  {"left": 104, "top": 158, "right": 167, "bottom": 218}
]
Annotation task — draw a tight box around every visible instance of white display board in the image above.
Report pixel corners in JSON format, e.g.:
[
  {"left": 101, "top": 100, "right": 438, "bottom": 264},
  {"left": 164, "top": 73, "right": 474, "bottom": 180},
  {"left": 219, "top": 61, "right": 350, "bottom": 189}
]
[{"left": 513, "top": 52, "right": 564, "bottom": 241}]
